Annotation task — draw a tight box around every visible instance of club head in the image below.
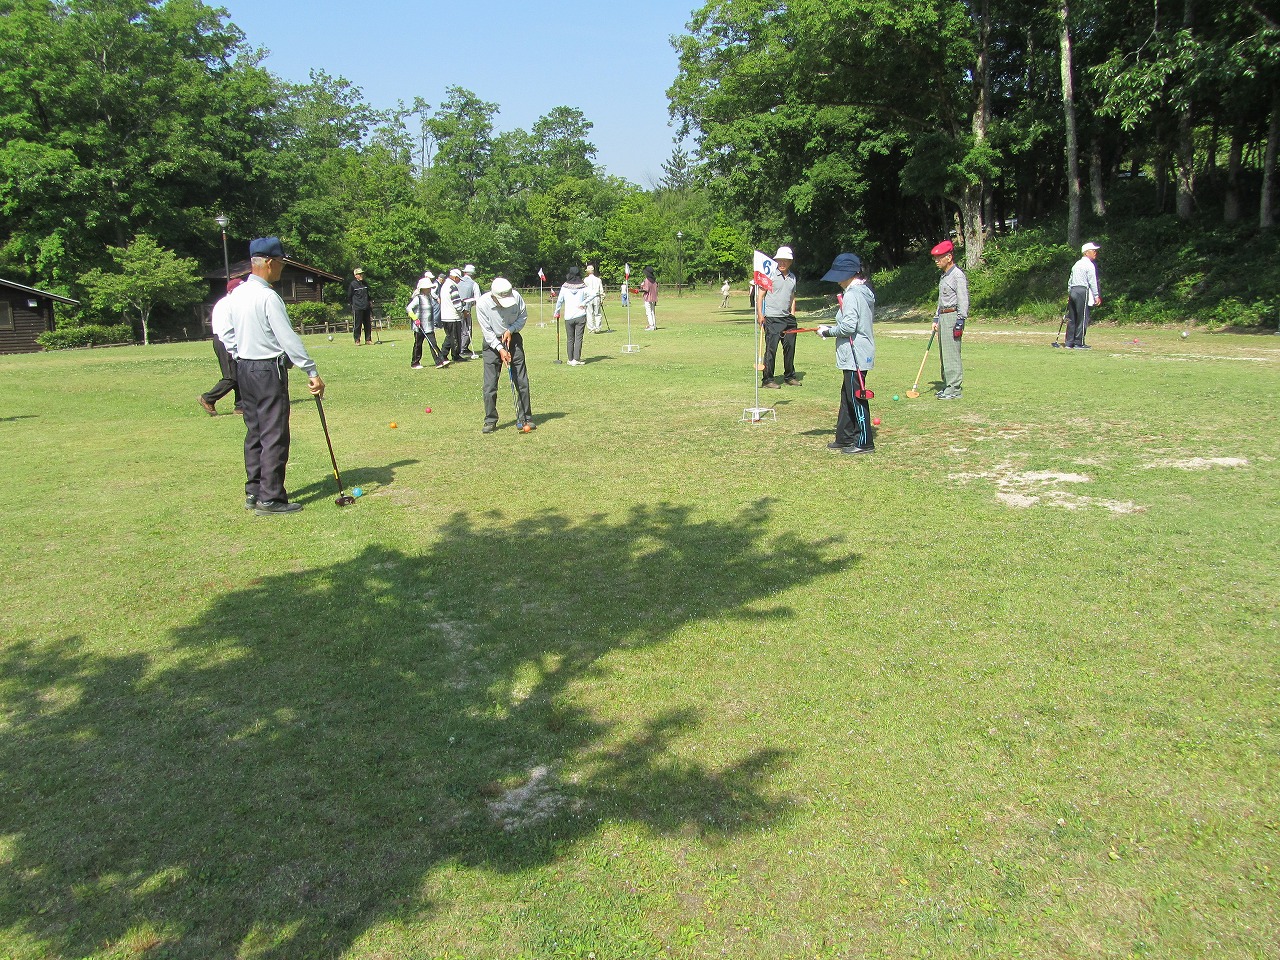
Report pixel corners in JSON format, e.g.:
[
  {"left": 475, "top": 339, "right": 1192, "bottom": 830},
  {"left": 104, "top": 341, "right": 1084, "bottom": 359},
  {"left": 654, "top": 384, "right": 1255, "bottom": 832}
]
[
  {"left": 905, "top": 389, "right": 921, "bottom": 399},
  {"left": 856, "top": 389, "right": 874, "bottom": 400},
  {"left": 1051, "top": 342, "right": 1062, "bottom": 348},
  {"left": 754, "top": 363, "right": 765, "bottom": 371},
  {"left": 335, "top": 494, "right": 356, "bottom": 507}
]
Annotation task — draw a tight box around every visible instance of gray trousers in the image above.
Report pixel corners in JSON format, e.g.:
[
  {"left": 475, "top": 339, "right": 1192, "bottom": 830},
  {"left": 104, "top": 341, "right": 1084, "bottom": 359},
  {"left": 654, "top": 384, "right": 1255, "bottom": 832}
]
[
  {"left": 937, "top": 313, "right": 963, "bottom": 394},
  {"left": 1066, "top": 286, "right": 1091, "bottom": 347},
  {"left": 565, "top": 316, "right": 586, "bottom": 361}
]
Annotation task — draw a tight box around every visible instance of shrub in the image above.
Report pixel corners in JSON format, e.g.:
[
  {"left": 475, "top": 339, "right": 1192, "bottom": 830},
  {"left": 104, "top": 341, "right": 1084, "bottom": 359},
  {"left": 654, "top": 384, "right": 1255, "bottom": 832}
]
[
  {"left": 36, "top": 324, "right": 135, "bottom": 350},
  {"left": 289, "top": 301, "right": 343, "bottom": 327}
]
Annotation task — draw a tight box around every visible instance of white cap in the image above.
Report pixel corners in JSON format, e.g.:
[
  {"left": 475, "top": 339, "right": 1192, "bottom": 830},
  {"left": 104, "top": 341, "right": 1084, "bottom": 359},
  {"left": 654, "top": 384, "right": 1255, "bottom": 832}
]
[
  {"left": 463, "top": 264, "right": 476, "bottom": 274},
  {"left": 421, "top": 270, "right": 435, "bottom": 281},
  {"left": 490, "top": 277, "right": 517, "bottom": 306},
  {"left": 449, "top": 268, "right": 462, "bottom": 279},
  {"left": 416, "top": 277, "right": 432, "bottom": 290},
  {"left": 773, "top": 245, "right": 794, "bottom": 260},
  {"left": 1082, "top": 242, "right": 1101, "bottom": 252}
]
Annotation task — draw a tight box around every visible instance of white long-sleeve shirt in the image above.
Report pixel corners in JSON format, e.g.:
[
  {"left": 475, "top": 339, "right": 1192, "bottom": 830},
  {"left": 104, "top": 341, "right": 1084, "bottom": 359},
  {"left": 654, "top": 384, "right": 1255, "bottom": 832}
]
[
  {"left": 220, "top": 274, "right": 318, "bottom": 377},
  {"left": 475, "top": 290, "right": 528, "bottom": 351},
  {"left": 1068, "top": 256, "right": 1100, "bottom": 301}
]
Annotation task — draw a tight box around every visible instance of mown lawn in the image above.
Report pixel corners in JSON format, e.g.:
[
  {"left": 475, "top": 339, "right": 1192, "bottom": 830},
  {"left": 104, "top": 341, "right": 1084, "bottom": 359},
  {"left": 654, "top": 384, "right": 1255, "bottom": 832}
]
[{"left": 2, "top": 292, "right": 1277, "bottom": 959}]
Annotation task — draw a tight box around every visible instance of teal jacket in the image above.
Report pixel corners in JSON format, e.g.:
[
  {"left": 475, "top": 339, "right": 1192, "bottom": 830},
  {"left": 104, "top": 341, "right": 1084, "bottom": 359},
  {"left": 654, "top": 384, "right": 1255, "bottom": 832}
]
[{"left": 823, "top": 281, "right": 875, "bottom": 371}]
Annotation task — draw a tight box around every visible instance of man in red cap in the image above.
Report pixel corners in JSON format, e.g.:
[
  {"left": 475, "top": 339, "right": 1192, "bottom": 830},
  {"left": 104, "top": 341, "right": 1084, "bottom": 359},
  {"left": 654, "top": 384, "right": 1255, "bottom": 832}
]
[
  {"left": 200, "top": 276, "right": 245, "bottom": 416},
  {"left": 930, "top": 240, "right": 967, "bottom": 399}
]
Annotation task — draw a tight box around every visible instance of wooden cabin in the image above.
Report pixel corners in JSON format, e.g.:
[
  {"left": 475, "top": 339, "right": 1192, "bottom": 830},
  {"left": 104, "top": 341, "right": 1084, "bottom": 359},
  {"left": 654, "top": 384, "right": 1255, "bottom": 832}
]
[
  {"left": 0, "top": 279, "right": 79, "bottom": 354},
  {"left": 199, "top": 258, "right": 343, "bottom": 332}
]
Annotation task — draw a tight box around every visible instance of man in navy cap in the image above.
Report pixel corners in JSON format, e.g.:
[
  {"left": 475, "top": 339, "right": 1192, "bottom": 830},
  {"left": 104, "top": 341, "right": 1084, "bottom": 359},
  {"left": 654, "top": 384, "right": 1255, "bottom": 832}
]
[
  {"left": 814, "top": 253, "right": 876, "bottom": 454},
  {"left": 220, "top": 237, "right": 325, "bottom": 515},
  {"left": 931, "top": 240, "right": 966, "bottom": 399}
]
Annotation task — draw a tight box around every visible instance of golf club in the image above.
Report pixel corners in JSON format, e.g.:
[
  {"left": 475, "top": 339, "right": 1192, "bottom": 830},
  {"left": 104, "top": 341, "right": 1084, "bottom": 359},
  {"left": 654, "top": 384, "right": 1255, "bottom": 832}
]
[
  {"left": 1051, "top": 307, "right": 1068, "bottom": 348},
  {"left": 314, "top": 395, "right": 355, "bottom": 506},
  {"left": 905, "top": 329, "right": 937, "bottom": 398},
  {"left": 782, "top": 327, "right": 821, "bottom": 334}
]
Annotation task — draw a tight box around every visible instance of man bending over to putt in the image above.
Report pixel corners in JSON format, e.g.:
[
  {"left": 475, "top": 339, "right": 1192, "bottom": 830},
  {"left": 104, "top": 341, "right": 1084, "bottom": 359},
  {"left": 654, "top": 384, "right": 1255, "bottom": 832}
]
[{"left": 476, "top": 277, "right": 535, "bottom": 434}]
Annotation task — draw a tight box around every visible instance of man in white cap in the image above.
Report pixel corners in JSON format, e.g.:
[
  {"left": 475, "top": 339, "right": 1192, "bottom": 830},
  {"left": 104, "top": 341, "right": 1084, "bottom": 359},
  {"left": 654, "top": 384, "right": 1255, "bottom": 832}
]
[
  {"left": 458, "top": 263, "right": 482, "bottom": 358},
  {"left": 1066, "top": 242, "right": 1101, "bottom": 350},
  {"left": 756, "top": 244, "right": 800, "bottom": 388},
  {"left": 584, "top": 263, "right": 605, "bottom": 333},
  {"left": 475, "top": 278, "right": 535, "bottom": 433}
]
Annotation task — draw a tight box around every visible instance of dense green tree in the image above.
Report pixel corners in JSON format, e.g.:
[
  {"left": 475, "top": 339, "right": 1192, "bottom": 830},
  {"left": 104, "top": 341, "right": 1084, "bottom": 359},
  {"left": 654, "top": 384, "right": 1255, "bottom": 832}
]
[{"left": 0, "top": 0, "right": 273, "bottom": 283}]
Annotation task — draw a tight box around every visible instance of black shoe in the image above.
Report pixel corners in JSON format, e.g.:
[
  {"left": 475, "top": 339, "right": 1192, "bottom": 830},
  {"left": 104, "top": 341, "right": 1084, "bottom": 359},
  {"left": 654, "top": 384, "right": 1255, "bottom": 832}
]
[
  {"left": 841, "top": 445, "right": 875, "bottom": 455},
  {"left": 482, "top": 423, "right": 495, "bottom": 434},
  {"left": 827, "top": 441, "right": 853, "bottom": 450},
  {"left": 244, "top": 494, "right": 257, "bottom": 510},
  {"left": 1076, "top": 344, "right": 1091, "bottom": 350},
  {"left": 254, "top": 500, "right": 302, "bottom": 515},
  {"left": 198, "top": 396, "right": 216, "bottom": 416}
]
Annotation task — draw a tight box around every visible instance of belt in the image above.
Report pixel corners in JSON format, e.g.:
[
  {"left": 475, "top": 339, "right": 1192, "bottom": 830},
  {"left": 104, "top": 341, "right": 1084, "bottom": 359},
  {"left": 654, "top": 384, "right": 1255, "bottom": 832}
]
[{"left": 938, "top": 307, "right": 957, "bottom": 314}]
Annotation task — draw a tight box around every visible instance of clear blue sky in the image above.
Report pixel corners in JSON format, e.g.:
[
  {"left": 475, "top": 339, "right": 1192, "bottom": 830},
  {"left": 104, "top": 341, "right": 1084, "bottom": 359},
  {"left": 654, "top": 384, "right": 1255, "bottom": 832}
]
[{"left": 217, "top": 0, "right": 700, "bottom": 186}]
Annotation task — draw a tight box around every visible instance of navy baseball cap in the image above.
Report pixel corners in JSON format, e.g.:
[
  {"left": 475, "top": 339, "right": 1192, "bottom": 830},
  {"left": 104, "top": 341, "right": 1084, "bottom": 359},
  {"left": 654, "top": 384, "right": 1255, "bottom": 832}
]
[
  {"left": 820, "top": 253, "right": 863, "bottom": 282},
  {"left": 249, "top": 236, "right": 285, "bottom": 258}
]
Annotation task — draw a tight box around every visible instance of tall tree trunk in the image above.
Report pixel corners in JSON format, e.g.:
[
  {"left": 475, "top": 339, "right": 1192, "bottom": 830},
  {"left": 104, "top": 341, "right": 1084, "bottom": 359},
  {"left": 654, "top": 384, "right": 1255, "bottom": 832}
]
[
  {"left": 964, "top": 0, "right": 992, "bottom": 266},
  {"left": 1059, "top": 2, "right": 1082, "bottom": 248},
  {"left": 1089, "top": 135, "right": 1106, "bottom": 217},
  {"left": 1225, "top": 121, "right": 1244, "bottom": 223},
  {"left": 1263, "top": 87, "right": 1279, "bottom": 230},
  {"left": 1175, "top": 0, "right": 1196, "bottom": 220}
]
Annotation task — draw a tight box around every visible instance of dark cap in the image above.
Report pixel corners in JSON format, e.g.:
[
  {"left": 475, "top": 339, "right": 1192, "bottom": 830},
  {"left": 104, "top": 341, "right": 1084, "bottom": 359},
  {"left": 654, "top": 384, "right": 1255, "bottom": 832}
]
[
  {"left": 820, "top": 253, "right": 863, "bottom": 283},
  {"left": 249, "top": 236, "right": 284, "bottom": 259},
  {"left": 225, "top": 277, "right": 244, "bottom": 294},
  {"left": 930, "top": 240, "right": 954, "bottom": 257}
]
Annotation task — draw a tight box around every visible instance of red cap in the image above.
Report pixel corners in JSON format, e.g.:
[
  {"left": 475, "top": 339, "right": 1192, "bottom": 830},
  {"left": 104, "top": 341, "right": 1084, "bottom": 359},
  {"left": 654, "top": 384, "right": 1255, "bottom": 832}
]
[
  {"left": 226, "top": 277, "right": 244, "bottom": 294},
  {"left": 930, "top": 240, "right": 954, "bottom": 257}
]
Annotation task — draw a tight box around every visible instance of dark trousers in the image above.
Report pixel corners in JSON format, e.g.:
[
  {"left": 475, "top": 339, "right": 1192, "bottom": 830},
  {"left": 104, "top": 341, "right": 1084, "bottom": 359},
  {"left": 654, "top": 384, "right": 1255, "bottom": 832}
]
[
  {"left": 202, "top": 337, "right": 241, "bottom": 410},
  {"left": 835, "top": 369, "right": 872, "bottom": 449},
  {"left": 353, "top": 307, "right": 372, "bottom": 343},
  {"left": 238, "top": 357, "right": 292, "bottom": 503},
  {"left": 412, "top": 327, "right": 445, "bottom": 366},
  {"left": 482, "top": 334, "right": 532, "bottom": 427},
  {"left": 459, "top": 309, "right": 474, "bottom": 354},
  {"left": 761, "top": 316, "right": 797, "bottom": 383},
  {"left": 565, "top": 316, "right": 586, "bottom": 361},
  {"left": 440, "top": 321, "right": 462, "bottom": 361},
  {"left": 1065, "top": 286, "right": 1090, "bottom": 347}
]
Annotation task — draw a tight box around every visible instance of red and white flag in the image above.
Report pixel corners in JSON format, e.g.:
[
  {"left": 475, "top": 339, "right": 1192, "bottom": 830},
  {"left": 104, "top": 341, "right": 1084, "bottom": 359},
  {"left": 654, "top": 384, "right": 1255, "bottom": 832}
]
[
  {"left": 623, "top": 263, "right": 631, "bottom": 279},
  {"left": 537, "top": 267, "right": 546, "bottom": 282},
  {"left": 752, "top": 250, "right": 776, "bottom": 292}
]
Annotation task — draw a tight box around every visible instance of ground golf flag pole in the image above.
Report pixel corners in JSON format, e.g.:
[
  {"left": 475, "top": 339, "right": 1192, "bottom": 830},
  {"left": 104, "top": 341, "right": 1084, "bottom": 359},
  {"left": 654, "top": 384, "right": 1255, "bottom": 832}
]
[
  {"left": 536, "top": 267, "right": 547, "bottom": 327},
  {"left": 743, "top": 250, "right": 777, "bottom": 423},
  {"left": 621, "top": 262, "right": 640, "bottom": 353}
]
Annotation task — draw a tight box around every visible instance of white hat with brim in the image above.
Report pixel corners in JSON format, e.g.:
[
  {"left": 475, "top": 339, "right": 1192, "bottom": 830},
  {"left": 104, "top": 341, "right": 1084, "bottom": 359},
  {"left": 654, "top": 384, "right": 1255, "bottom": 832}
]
[
  {"left": 773, "top": 245, "right": 794, "bottom": 261},
  {"left": 491, "top": 277, "right": 517, "bottom": 306},
  {"left": 1081, "top": 242, "right": 1101, "bottom": 252}
]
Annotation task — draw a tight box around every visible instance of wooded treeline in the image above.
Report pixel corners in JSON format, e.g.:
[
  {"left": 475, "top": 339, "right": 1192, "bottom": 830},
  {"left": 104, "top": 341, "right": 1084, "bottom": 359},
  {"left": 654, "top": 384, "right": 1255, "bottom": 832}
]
[
  {"left": 0, "top": 0, "right": 750, "bottom": 322},
  {"left": 670, "top": 0, "right": 1280, "bottom": 271}
]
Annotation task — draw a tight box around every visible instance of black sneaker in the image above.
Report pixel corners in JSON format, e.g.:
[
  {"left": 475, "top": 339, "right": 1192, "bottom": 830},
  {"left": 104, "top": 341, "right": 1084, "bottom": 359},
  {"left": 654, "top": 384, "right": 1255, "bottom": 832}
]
[
  {"left": 482, "top": 423, "right": 496, "bottom": 434},
  {"left": 840, "top": 445, "right": 875, "bottom": 455},
  {"left": 255, "top": 500, "right": 302, "bottom": 515},
  {"left": 244, "top": 494, "right": 258, "bottom": 510}
]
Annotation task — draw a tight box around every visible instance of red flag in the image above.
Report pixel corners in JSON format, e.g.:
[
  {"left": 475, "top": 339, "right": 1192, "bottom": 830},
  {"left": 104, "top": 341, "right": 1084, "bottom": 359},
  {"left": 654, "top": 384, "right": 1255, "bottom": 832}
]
[
  {"left": 752, "top": 250, "right": 775, "bottom": 292},
  {"left": 537, "top": 267, "right": 546, "bottom": 282}
]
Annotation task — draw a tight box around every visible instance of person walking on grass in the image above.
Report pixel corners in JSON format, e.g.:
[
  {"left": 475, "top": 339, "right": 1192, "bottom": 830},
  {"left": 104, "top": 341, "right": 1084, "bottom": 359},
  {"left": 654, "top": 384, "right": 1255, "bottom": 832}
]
[
  {"left": 438, "top": 268, "right": 465, "bottom": 362},
  {"left": 815, "top": 253, "right": 876, "bottom": 455},
  {"left": 476, "top": 277, "right": 535, "bottom": 434},
  {"left": 406, "top": 276, "right": 448, "bottom": 370},
  {"left": 349, "top": 267, "right": 373, "bottom": 345},
  {"left": 1065, "top": 242, "right": 1101, "bottom": 350},
  {"left": 220, "top": 237, "right": 325, "bottom": 515},
  {"left": 200, "top": 277, "right": 245, "bottom": 416},
  {"left": 555, "top": 266, "right": 589, "bottom": 364},
  {"left": 640, "top": 266, "right": 658, "bottom": 330},
  {"left": 757, "top": 245, "right": 800, "bottom": 389},
  {"left": 931, "top": 240, "right": 966, "bottom": 400},
  {"left": 720, "top": 279, "right": 731, "bottom": 308}
]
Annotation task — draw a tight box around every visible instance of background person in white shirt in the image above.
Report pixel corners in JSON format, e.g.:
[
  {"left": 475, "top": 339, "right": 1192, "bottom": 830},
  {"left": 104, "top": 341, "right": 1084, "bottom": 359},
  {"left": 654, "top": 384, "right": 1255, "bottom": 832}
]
[{"left": 1066, "top": 242, "right": 1102, "bottom": 349}]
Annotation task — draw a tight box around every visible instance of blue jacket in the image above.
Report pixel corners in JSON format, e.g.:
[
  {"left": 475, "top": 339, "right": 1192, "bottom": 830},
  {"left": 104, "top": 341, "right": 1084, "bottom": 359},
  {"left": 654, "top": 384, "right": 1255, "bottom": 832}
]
[{"left": 824, "top": 281, "right": 875, "bottom": 371}]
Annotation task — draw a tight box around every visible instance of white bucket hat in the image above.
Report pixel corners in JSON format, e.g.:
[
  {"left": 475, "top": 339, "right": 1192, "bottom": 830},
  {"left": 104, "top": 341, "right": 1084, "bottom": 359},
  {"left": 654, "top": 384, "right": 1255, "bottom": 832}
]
[{"left": 773, "top": 245, "right": 794, "bottom": 261}]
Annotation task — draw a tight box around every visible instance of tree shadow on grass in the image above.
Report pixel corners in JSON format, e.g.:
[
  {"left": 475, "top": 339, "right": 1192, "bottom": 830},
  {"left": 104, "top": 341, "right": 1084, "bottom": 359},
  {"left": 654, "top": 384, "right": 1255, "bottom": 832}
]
[{"left": 0, "top": 500, "right": 857, "bottom": 958}]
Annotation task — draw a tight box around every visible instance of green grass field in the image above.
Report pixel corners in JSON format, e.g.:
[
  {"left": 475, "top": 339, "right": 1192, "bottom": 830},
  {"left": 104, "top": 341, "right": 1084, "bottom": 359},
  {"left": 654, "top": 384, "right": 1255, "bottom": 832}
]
[{"left": 2, "top": 292, "right": 1278, "bottom": 959}]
